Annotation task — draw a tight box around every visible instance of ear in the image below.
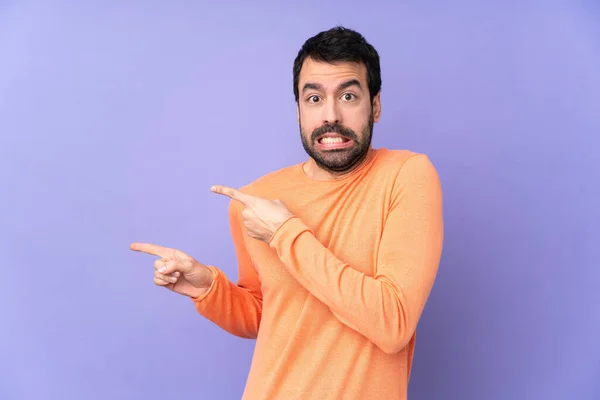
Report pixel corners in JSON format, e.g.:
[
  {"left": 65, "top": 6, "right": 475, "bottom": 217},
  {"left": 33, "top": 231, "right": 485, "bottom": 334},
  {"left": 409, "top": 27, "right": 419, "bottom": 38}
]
[
  {"left": 296, "top": 104, "right": 300, "bottom": 125},
  {"left": 372, "top": 92, "right": 382, "bottom": 122}
]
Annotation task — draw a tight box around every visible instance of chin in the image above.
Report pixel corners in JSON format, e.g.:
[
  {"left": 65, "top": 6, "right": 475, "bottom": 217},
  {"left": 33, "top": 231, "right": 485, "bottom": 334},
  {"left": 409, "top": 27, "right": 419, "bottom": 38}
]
[{"left": 316, "top": 152, "right": 363, "bottom": 171}]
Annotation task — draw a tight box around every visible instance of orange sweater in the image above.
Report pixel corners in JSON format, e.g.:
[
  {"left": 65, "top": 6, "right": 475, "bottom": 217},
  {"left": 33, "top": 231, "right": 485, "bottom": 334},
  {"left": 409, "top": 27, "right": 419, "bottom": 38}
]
[{"left": 192, "top": 149, "right": 444, "bottom": 399}]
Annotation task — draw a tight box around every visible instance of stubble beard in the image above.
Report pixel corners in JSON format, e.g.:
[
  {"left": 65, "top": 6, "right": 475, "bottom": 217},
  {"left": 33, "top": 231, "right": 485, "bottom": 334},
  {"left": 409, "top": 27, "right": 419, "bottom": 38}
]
[{"left": 300, "top": 111, "right": 374, "bottom": 173}]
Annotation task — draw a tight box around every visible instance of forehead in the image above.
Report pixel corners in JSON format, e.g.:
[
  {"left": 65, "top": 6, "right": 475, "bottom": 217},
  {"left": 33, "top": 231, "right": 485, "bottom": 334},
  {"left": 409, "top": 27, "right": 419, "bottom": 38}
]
[{"left": 299, "top": 58, "right": 367, "bottom": 89}]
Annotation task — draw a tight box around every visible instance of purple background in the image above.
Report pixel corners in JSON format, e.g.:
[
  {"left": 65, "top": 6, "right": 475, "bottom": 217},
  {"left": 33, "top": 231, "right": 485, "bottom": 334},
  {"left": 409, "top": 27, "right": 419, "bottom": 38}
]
[{"left": 1, "top": 1, "right": 599, "bottom": 399}]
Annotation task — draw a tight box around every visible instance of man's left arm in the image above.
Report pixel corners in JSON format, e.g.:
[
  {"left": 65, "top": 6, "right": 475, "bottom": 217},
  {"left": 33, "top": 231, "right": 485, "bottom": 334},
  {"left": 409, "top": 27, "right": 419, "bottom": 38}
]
[{"left": 268, "top": 154, "right": 444, "bottom": 355}]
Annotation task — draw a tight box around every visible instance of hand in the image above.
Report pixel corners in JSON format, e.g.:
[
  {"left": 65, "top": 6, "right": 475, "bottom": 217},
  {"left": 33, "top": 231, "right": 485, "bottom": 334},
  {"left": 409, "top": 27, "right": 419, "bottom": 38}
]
[
  {"left": 211, "top": 185, "right": 294, "bottom": 242},
  {"left": 130, "top": 242, "right": 214, "bottom": 298}
]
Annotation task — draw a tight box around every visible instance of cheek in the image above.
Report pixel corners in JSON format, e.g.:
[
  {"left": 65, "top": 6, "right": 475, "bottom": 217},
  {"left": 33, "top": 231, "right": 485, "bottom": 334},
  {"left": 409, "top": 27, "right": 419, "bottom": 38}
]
[
  {"left": 340, "top": 110, "right": 365, "bottom": 130},
  {"left": 299, "top": 111, "right": 318, "bottom": 130}
]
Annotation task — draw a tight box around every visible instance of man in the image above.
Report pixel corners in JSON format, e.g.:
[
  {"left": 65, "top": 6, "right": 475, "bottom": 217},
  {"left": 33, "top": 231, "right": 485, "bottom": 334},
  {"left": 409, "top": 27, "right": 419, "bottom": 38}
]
[{"left": 131, "top": 26, "right": 443, "bottom": 399}]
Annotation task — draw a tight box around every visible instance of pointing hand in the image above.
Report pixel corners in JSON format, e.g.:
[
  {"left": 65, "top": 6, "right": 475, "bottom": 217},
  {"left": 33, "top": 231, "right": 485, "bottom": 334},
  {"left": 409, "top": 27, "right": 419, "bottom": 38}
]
[
  {"left": 211, "top": 185, "right": 294, "bottom": 242},
  {"left": 129, "top": 243, "right": 213, "bottom": 298}
]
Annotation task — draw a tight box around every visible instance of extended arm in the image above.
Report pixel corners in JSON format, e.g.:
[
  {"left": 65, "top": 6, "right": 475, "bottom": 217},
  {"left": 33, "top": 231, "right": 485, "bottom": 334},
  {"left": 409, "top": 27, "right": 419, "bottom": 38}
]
[
  {"left": 268, "top": 154, "right": 444, "bottom": 354},
  {"left": 191, "top": 201, "right": 263, "bottom": 339}
]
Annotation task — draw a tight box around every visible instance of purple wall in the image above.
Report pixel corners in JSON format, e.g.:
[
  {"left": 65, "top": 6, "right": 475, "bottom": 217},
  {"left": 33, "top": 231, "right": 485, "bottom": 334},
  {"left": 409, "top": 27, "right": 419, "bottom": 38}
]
[{"left": 1, "top": 1, "right": 598, "bottom": 399}]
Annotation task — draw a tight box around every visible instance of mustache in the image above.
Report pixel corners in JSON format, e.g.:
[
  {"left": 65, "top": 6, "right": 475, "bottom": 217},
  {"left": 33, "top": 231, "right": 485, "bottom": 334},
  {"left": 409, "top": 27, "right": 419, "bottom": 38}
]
[{"left": 311, "top": 123, "right": 358, "bottom": 142}]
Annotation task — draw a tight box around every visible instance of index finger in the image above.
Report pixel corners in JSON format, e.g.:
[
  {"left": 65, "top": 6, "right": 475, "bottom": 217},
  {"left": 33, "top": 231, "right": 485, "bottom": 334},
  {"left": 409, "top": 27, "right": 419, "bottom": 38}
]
[
  {"left": 130, "top": 242, "right": 170, "bottom": 257},
  {"left": 211, "top": 185, "right": 253, "bottom": 205}
]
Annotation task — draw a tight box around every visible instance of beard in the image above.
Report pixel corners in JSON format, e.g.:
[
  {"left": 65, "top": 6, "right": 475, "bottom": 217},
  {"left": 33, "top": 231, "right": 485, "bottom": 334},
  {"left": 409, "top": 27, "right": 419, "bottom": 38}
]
[{"left": 300, "top": 111, "right": 374, "bottom": 173}]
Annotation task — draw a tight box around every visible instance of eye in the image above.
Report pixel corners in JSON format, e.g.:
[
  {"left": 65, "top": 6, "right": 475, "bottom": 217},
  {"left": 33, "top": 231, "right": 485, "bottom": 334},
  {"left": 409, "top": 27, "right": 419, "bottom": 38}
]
[
  {"left": 341, "top": 93, "right": 356, "bottom": 102},
  {"left": 307, "top": 95, "right": 321, "bottom": 104}
]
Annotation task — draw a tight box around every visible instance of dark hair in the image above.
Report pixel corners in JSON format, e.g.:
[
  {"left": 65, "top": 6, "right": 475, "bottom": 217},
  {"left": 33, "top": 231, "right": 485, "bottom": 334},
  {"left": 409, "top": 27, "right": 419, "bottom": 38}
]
[{"left": 293, "top": 26, "right": 381, "bottom": 103}]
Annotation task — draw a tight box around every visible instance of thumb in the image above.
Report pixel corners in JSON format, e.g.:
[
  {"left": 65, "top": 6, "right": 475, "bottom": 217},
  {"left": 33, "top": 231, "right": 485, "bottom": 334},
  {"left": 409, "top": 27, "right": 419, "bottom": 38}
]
[{"left": 159, "top": 259, "right": 194, "bottom": 275}]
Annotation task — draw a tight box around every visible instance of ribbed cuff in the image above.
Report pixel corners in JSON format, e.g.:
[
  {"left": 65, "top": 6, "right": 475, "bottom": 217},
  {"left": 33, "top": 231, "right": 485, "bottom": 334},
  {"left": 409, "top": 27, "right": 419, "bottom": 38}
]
[
  {"left": 189, "top": 266, "right": 220, "bottom": 302},
  {"left": 269, "top": 217, "right": 313, "bottom": 251}
]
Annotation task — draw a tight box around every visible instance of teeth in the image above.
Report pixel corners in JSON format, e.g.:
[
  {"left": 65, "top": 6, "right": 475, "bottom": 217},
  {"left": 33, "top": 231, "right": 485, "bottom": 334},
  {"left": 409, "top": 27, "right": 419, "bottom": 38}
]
[{"left": 321, "top": 137, "right": 344, "bottom": 144}]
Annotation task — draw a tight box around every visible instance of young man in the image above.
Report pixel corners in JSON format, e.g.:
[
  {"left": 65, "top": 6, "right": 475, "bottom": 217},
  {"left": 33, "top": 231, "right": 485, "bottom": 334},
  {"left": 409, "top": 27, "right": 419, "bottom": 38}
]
[{"left": 131, "top": 26, "right": 444, "bottom": 399}]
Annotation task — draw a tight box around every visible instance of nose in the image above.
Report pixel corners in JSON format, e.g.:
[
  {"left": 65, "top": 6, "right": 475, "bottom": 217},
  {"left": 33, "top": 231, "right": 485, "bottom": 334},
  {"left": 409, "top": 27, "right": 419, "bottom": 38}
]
[{"left": 322, "top": 100, "right": 341, "bottom": 125}]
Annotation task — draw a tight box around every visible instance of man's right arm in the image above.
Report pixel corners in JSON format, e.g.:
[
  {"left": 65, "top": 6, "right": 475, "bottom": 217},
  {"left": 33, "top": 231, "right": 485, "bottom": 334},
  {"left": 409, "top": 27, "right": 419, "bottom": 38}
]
[{"left": 190, "top": 200, "right": 263, "bottom": 339}]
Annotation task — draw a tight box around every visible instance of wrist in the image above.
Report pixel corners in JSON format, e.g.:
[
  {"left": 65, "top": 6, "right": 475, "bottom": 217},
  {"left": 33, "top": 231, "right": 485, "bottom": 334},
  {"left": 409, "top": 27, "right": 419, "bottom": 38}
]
[
  {"left": 188, "top": 286, "right": 210, "bottom": 298},
  {"left": 189, "top": 265, "right": 216, "bottom": 299}
]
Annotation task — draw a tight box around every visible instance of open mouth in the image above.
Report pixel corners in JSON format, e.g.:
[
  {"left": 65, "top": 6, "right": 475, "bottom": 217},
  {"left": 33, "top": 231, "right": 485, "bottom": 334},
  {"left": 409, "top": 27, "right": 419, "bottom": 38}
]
[
  {"left": 318, "top": 136, "right": 350, "bottom": 144},
  {"left": 316, "top": 134, "right": 354, "bottom": 150}
]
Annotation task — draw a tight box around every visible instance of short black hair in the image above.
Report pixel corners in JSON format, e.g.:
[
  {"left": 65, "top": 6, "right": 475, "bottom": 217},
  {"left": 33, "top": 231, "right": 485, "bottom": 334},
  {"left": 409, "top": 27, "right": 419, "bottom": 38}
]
[{"left": 293, "top": 26, "right": 381, "bottom": 103}]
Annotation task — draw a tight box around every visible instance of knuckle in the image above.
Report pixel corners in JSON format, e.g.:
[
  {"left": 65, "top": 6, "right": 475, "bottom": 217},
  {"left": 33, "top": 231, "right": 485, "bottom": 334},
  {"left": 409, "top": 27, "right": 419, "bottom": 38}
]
[
  {"left": 155, "top": 258, "right": 169, "bottom": 270},
  {"left": 241, "top": 208, "right": 252, "bottom": 218}
]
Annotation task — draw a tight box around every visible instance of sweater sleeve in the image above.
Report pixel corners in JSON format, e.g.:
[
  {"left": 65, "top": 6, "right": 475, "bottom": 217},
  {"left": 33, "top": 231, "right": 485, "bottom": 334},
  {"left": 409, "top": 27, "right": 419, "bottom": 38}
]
[
  {"left": 190, "top": 200, "right": 263, "bottom": 339},
  {"left": 268, "top": 154, "right": 443, "bottom": 354}
]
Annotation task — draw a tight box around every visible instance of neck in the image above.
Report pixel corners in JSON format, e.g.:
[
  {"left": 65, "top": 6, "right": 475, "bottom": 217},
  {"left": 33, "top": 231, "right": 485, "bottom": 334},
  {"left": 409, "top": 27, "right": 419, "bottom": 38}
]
[{"left": 303, "top": 147, "right": 374, "bottom": 181}]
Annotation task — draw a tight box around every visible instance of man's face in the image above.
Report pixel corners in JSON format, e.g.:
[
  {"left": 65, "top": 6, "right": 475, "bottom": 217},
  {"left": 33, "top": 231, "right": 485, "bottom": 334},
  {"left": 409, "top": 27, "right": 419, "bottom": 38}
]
[{"left": 297, "top": 57, "right": 381, "bottom": 173}]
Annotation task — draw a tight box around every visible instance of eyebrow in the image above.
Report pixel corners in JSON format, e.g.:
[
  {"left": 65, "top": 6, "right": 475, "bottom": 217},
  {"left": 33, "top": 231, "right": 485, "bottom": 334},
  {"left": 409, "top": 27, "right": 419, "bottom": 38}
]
[
  {"left": 339, "top": 79, "right": 362, "bottom": 91},
  {"left": 302, "top": 79, "right": 362, "bottom": 94}
]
